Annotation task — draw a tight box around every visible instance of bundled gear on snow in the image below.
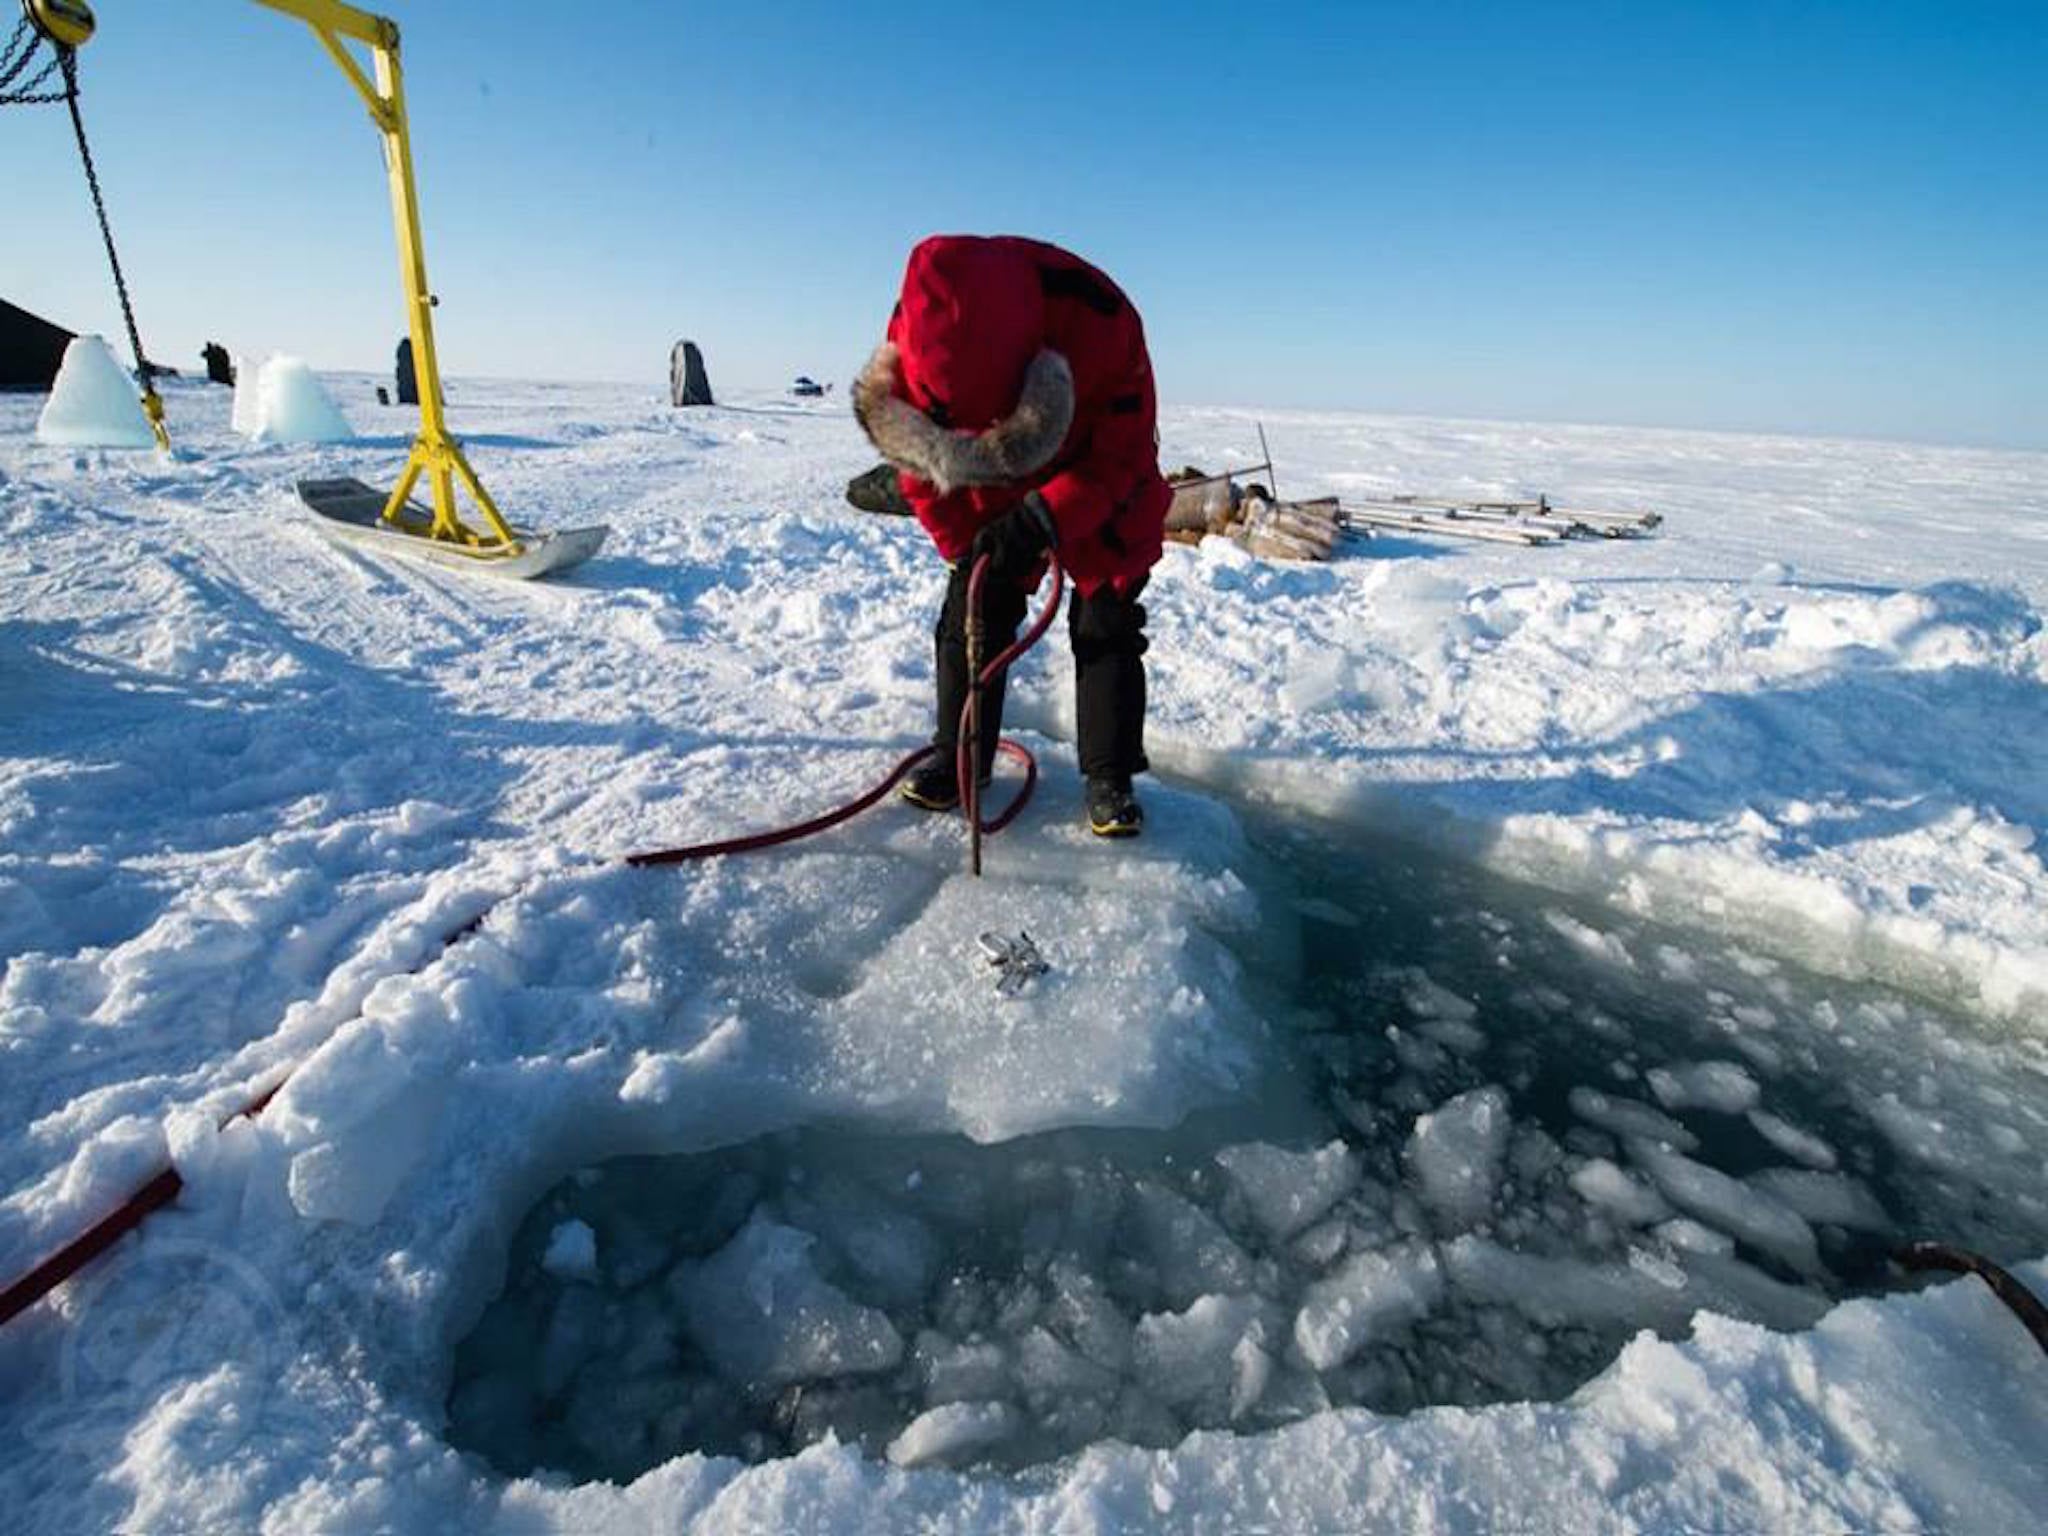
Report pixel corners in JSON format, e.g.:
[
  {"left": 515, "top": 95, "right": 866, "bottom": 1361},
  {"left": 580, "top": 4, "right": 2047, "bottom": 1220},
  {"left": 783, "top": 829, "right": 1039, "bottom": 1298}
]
[
  {"left": 1166, "top": 467, "right": 1347, "bottom": 561},
  {"left": 855, "top": 235, "right": 1170, "bottom": 835}
]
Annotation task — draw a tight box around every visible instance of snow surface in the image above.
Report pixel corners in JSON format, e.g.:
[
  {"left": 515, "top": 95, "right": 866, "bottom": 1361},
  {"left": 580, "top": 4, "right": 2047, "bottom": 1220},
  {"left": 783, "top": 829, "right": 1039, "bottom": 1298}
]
[
  {"left": 33, "top": 336, "right": 155, "bottom": 450},
  {"left": 3, "top": 374, "right": 2047, "bottom": 1531}
]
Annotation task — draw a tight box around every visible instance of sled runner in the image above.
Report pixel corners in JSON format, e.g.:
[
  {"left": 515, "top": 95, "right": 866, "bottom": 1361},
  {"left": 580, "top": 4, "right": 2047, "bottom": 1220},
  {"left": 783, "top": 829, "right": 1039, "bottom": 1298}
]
[
  {"left": 299, "top": 477, "right": 607, "bottom": 580},
  {"left": 1338, "top": 500, "right": 1569, "bottom": 546}
]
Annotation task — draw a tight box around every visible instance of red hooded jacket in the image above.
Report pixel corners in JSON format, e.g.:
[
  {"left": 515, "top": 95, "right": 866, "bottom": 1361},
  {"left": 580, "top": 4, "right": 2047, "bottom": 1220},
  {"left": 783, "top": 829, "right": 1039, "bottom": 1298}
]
[{"left": 853, "top": 235, "right": 1170, "bottom": 597}]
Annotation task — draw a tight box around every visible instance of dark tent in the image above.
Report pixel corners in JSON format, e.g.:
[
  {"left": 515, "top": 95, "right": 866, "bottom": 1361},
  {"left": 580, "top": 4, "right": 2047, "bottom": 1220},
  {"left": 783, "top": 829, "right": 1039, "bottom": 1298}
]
[
  {"left": 395, "top": 337, "right": 419, "bottom": 407},
  {"left": 1, "top": 298, "right": 74, "bottom": 392},
  {"left": 671, "top": 339, "right": 713, "bottom": 407}
]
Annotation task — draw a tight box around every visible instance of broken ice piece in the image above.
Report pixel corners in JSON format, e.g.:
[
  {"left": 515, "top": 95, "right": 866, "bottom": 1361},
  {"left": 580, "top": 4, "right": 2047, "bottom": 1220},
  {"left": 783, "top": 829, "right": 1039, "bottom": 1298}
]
[{"left": 887, "top": 1400, "right": 1017, "bottom": 1468}]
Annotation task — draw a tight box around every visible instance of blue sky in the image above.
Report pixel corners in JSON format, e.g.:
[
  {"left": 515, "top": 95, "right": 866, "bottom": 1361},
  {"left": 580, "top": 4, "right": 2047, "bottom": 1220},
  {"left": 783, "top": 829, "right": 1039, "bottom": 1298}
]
[{"left": 6, "top": 0, "right": 2043, "bottom": 447}]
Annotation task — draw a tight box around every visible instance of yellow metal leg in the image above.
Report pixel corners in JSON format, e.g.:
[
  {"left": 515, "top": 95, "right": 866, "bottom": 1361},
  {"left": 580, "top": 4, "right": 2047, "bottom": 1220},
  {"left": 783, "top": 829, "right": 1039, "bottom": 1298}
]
[
  {"left": 429, "top": 458, "right": 461, "bottom": 543},
  {"left": 141, "top": 386, "right": 169, "bottom": 452},
  {"left": 381, "top": 450, "right": 425, "bottom": 528},
  {"left": 254, "top": 0, "right": 524, "bottom": 559},
  {"left": 449, "top": 446, "right": 516, "bottom": 546}
]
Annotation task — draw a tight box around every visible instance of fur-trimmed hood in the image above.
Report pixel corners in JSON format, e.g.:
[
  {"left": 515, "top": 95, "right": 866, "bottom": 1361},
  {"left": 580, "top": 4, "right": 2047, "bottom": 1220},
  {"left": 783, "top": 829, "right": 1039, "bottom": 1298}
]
[{"left": 852, "top": 342, "right": 1074, "bottom": 496}]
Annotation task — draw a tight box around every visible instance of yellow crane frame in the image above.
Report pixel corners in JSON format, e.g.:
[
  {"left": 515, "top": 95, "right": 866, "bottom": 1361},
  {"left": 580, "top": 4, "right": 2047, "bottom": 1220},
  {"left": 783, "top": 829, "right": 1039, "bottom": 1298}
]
[{"left": 250, "top": 0, "right": 516, "bottom": 549}]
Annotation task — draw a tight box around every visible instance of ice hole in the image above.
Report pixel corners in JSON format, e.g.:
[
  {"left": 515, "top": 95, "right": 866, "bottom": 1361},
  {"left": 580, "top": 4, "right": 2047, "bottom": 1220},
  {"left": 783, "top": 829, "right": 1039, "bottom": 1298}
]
[{"left": 446, "top": 820, "right": 2048, "bottom": 1483}]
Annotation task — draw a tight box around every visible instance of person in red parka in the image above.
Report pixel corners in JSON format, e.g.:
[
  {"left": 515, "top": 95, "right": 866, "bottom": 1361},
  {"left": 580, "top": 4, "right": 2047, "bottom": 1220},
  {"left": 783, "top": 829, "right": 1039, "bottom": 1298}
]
[{"left": 853, "top": 234, "right": 1171, "bottom": 836}]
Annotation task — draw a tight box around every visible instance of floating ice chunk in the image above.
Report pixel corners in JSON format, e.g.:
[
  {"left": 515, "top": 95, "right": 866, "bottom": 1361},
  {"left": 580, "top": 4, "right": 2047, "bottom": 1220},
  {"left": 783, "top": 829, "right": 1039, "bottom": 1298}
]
[
  {"left": 1747, "top": 1169, "right": 1891, "bottom": 1232},
  {"left": 1042, "top": 1260, "right": 1133, "bottom": 1374},
  {"left": 245, "top": 355, "right": 354, "bottom": 443},
  {"left": 1389, "top": 1029, "right": 1450, "bottom": 1077},
  {"left": 1745, "top": 1109, "right": 1838, "bottom": 1170},
  {"left": 675, "top": 1213, "right": 903, "bottom": 1388},
  {"left": 1293, "top": 896, "right": 1361, "bottom": 928},
  {"left": 1401, "top": 972, "right": 1479, "bottom": 1024},
  {"left": 1868, "top": 1094, "right": 1966, "bottom": 1171},
  {"left": 1229, "top": 1332, "right": 1276, "bottom": 1420},
  {"left": 1680, "top": 1250, "right": 1830, "bottom": 1333},
  {"left": 1568, "top": 1087, "right": 1699, "bottom": 1152},
  {"left": 1569, "top": 1157, "right": 1672, "bottom": 1226},
  {"left": 886, "top": 1401, "right": 1017, "bottom": 1468},
  {"left": 1405, "top": 1085, "right": 1511, "bottom": 1231},
  {"left": 542, "top": 1219, "right": 599, "bottom": 1282},
  {"left": 1629, "top": 1141, "right": 1822, "bottom": 1275},
  {"left": 1293, "top": 1242, "right": 1443, "bottom": 1371},
  {"left": 1627, "top": 1243, "right": 1690, "bottom": 1291},
  {"left": 1542, "top": 910, "right": 1636, "bottom": 968},
  {"left": 1126, "top": 1182, "right": 1258, "bottom": 1306},
  {"left": 1654, "top": 945, "right": 1701, "bottom": 983},
  {"left": 1647, "top": 1060, "right": 1762, "bottom": 1115},
  {"left": 35, "top": 335, "right": 156, "bottom": 448},
  {"left": 1132, "top": 1294, "right": 1269, "bottom": 1415},
  {"left": 1015, "top": 1326, "right": 1120, "bottom": 1404},
  {"left": 782, "top": 1172, "right": 938, "bottom": 1308},
  {"left": 1289, "top": 1217, "right": 1350, "bottom": 1268},
  {"left": 914, "top": 1331, "right": 1011, "bottom": 1406},
  {"left": 1216, "top": 1139, "right": 1358, "bottom": 1242},
  {"left": 1416, "top": 1015, "right": 1487, "bottom": 1055},
  {"left": 1442, "top": 1235, "right": 1696, "bottom": 1333},
  {"left": 1653, "top": 1217, "right": 1735, "bottom": 1257}
]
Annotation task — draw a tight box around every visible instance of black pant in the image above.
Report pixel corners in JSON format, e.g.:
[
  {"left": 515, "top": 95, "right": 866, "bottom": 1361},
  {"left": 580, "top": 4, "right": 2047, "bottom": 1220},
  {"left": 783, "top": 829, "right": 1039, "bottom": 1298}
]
[{"left": 933, "top": 565, "right": 1150, "bottom": 781}]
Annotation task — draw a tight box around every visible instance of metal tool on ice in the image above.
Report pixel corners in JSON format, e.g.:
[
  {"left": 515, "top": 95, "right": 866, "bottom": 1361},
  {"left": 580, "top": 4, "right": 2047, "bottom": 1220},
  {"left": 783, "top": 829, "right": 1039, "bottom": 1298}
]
[{"left": 977, "top": 930, "right": 1049, "bottom": 997}]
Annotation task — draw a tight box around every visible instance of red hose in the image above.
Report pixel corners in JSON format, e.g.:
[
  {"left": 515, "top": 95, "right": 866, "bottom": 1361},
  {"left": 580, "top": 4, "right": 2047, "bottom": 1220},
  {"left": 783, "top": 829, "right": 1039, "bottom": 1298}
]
[
  {"left": 1894, "top": 1242, "right": 2048, "bottom": 1356},
  {"left": 2, "top": 557, "right": 1064, "bottom": 1326},
  {"left": 0, "top": 1168, "right": 185, "bottom": 1327},
  {"left": 0, "top": 1070, "right": 289, "bottom": 1328},
  {"left": 630, "top": 553, "right": 1063, "bottom": 865}
]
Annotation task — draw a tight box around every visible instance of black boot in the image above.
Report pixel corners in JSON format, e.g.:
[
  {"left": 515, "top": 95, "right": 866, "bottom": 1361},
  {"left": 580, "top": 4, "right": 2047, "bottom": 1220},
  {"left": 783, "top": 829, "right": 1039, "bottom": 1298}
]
[
  {"left": 1086, "top": 775, "right": 1143, "bottom": 837},
  {"left": 1072, "top": 579, "right": 1150, "bottom": 838},
  {"left": 900, "top": 757, "right": 988, "bottom": 812}
]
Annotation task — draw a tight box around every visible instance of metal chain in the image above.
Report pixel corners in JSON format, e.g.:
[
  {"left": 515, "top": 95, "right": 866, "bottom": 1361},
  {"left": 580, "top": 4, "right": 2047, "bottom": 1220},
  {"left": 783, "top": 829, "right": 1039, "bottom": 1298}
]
[
  {"left": 1, "top": 15, "right": 35, "bottom": 81},
  {"left": 1, "top": 16, "right": 67, "bottom": 102},
  {"left": 54, "top": 47, "right": 167, "bottom": 442}
]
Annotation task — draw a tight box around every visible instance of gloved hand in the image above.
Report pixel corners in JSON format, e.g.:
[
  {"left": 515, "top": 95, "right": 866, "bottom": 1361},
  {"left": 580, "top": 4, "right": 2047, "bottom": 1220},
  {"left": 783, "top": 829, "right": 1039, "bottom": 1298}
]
[{"left": 968, "top": 493, "right": 1058, "bottom": 587}]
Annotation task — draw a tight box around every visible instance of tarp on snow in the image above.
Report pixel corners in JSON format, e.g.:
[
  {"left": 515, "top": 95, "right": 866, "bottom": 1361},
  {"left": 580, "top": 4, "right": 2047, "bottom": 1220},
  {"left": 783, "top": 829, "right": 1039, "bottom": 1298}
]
[{"left": 0, "top": 298, "right": 75, "bottom": 392}]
